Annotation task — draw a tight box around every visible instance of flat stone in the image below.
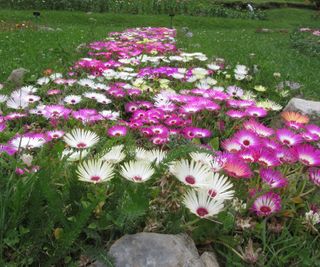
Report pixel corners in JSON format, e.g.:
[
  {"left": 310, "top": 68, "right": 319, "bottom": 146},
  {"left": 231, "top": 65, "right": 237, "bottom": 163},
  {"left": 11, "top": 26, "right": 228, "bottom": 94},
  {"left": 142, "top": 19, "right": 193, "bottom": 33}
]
[
  {"left": 200, "top": 252, "right": 220, "bottom": 267},
  {"left": 89, "top": 233, "right": 220, "bottom": 267},
  {"left": 7, "top": 68, "right": 29, "bottom": 87},
  {"left": 283, "top": 98, "right": 320, "bottom": 119}
]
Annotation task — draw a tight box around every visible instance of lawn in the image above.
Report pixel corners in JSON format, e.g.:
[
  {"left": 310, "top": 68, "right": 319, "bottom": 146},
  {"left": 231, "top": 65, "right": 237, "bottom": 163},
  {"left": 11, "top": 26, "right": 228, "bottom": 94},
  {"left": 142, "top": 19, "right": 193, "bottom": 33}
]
[
  {"left": 0, "top": 8, "right": 319, "bottom": 100},
  {"left": 1, "top": 6, "right": 320, "bottom": 267}
]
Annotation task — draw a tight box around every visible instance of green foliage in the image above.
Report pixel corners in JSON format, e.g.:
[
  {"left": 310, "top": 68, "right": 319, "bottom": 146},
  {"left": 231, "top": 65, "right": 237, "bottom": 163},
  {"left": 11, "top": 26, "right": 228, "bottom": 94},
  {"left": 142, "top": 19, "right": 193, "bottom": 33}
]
[
  {"left": 0, "top": 0, "right": 267, "bottom": 20},
  {"left": 291, "top": 29, "right": 320, "bottom": 57}
]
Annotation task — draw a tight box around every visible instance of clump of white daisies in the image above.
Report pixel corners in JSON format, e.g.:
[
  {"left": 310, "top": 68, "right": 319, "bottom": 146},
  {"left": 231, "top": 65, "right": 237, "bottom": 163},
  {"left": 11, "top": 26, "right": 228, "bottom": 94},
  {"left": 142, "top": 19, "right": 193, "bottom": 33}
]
[{"left": 63, "top": 129, "right": 234, "bottom": 220}]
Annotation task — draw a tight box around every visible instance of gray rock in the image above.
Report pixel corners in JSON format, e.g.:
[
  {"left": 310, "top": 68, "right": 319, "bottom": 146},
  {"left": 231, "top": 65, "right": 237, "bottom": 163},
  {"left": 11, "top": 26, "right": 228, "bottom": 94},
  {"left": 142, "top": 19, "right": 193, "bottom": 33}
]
[
  {"left": 7, "top": 68, "right": 29, "bottom": 87},
  {"left": 38, "top": 26, "right": 55, "bottom": 32},
  {"left": 283, "top": 98, "right": 320, "bottom": 119},
  {"left": 76, "top": 43, "right": 88, "bottom": 53},
  {"left": 90, "top": 233, "right": 220, "bottom": 267},
  {"left": 200, "top": 252, "right": 220, "bottom": 267},
  {"left": 181, "top": 27, "right": 190, "bottom": 33},
  {"left": 185, "top": 32, "right": 193, "bottom": 38}
]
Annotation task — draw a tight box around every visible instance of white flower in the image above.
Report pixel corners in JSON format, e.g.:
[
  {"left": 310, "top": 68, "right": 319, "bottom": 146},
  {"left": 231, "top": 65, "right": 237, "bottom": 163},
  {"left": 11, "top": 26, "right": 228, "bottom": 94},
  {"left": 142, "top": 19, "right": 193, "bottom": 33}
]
[
  {"left": 135, "top": 147, "right": 167, "bottom": 166},
  {"left": 120, "top": 160, "right": 155, "bottom": 183},
  {"left": 64, "top": 95, "right": 82, "bottom": 105},
  {"left": 37, "top": 77, "right": 50, "bottom": 85},
  {"left": 100, "top": 145, "right": 126, "bottom": 164},
  {"left": 63, "top": 129, "right": 99, "bottom": 149},
  {"left": 10, "top": 136, "right": 46, "bottom": 150},
  {"left": 305, "top": 211, "right": 320, "bottom": 225},
  {"left": 189, "top": 152, "right": 214, "bottom": 167},
  {"left": 99, "top": 110, "right": 119, "bottom": 120},
  {"left": 183, "top": 189, "right": 224, "bottom": 218},
  {"left": 78, "top": 78, "right": 95, "bottom": 88},
  {"left": 62, "top": 148, "right": 89, "bottom": 161},
  {"left": 170, "top": 159, "right": 212, "bottom": 187},
  {"left": 6, "top": 97, "right": 29, "bottom": 109},
  {"left": 0, "top": 94, "right": 8, "bottom": 103},
  {"left": 77, "top": 160, "right": 114, "bottom": 184},
  {"left": 202, "top": 173, "right": 234, "bottom": 201},
  {"left": 232, "top": 198, "right": 247, "bottom": 212},
  {"left": 20, "top": 153, "right": 33, "bottom": 167}
]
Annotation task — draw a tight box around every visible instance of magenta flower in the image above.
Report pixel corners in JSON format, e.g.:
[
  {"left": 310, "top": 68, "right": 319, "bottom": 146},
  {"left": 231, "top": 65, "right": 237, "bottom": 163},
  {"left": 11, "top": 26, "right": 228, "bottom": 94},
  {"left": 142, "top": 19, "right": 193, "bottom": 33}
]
[
  {"left": 243, "top": 119, "right": 274, "bottom": 137},
  {"left": 44, "top": 105, "right": 71, "bottom": 119},
  {"left": 222, "top": 138, "right": 242, "bottom": 153},
  {"left": 107, "top": 125, "right": 127, "bottom": 137},
  {"left": 234, "top": 130, "right": 261, "bottom": 148},
  {"left": 308, "top": 168, "right": 320, "bottom": 187},
  {"left": 226, "top": 110, "right": 247, "bottom": 119},
  {"left": 260, "top": 168, "right": 288, "bottom": 188},
  {"left": 296, "top": 144, "right": 320, "bottom": 166},
  {"left": 246, "top": 106, "right": 268, "bottom": 118},
  {"left": 223, "top": 155, "right": 253, "bottom": 179},
  {"left": 276, "top": 129, "right": 303, "bottom": 146},
  {"left": 252, "top": 192, "right": 281, "bottom": 217}
]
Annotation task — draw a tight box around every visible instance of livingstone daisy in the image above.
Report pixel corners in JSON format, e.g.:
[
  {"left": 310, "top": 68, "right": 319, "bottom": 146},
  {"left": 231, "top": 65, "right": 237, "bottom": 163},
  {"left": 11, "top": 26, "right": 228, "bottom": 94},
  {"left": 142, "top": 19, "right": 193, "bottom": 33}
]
[
  {"left": 63, "top": 129, "right": 100, "bottom": 149},
  {"left": 260, "top": 168, "right": 288, "bottom": 188},
  {"left": 107, "top": 125, "right": 127, "bottom": 137},
  {"left": 296, "top": 144, "right": 320, "bottom": 166},
  {"left": 183, "top": 189, "right": 224, "bottom": 218},
  {"left": 100, "top": 145, "right": 126, "bottom": 164},
  {"left": 202, "top": 173, "right": 234, "bottom": 201},
  {"left": 276, "top": 129, "right": 303, "bottom": 146},
  {"left": 170, "top": 159, "right": 212, "bottom": 187},
  {"left": 77, "top": 160, "right": 114, "bottom": 183},
  {"left": 62, "top": 148, "right": 89, "bottom": 162},
  {"left": 223, "top": 156, "right": 253, "bottom": 179},
  {"left": 189, "top": 152, "right": 214, "bottom": 167},
  {"left": 308, "top": 168, "right": 320, "bottom": 186},
  {"left": 120, "top": 160, "right": 155, "bottom": 183},
  {"left": 281, "top": 111, "right": 309, "bottom": 125},
  {"left": 251, "top": 192, "right": 281, "bottom": 217}
]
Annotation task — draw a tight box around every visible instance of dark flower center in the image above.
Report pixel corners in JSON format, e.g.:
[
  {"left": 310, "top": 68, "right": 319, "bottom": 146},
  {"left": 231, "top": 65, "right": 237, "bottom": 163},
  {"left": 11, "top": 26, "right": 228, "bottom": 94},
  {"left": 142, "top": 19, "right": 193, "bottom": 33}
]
[
  {"left": 77, "top": 143, "right": 87, "bottom": 148},
  {"left": 91, "top": 176, "right": 100, "bottom": 182},
  {"left": 133, "top": 176, "right": 142, "bottom": 182},
  {"left": 185, "top": 175, "right": 196, "bottom": 185},
  {"left": 243, "top": 140, "right": 250, "bottom": 146},
  {"left": 208, "top": 189, "right": 217, "bottom": 198},
  {"left": 196, "top": 207, "right": 209, "bottom": 217},
  {"left": 260, "top": 206, "right": 271, "bottom": 213}
]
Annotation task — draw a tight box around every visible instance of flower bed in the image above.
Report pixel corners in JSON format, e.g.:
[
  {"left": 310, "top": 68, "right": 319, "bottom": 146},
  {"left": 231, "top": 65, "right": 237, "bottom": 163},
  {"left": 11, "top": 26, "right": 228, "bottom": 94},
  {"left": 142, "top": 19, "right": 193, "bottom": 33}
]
[
  {"left": 291, "top": 27, "right": 320, "bottom": 57},
  {"left": 0, "top": 27, "right": 319, "bottom": 266}
]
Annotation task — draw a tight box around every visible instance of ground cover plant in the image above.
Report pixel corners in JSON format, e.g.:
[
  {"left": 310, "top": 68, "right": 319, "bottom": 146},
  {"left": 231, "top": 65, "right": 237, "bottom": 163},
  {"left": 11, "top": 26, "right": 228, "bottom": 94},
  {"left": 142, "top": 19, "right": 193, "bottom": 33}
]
[
  {"left": 1, "top": 19, "right": 320, "bottom": 266},
  {"left": 291, "top": 27, "right": 320, "bottom": 56}
]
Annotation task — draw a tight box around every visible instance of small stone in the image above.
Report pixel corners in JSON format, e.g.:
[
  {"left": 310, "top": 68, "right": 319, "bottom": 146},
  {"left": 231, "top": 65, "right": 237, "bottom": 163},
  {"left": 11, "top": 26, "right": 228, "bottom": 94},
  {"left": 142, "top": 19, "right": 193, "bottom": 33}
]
[
  {"left": 200, "top": 252, "right": 220, "bottom": 267},
  {"left": 185, "top": 32, "right": 193, "bottom": 38},
  {"left": 76, "top": 43, "right": 87, "bottom": 53},
  {"left": 38, "top": 26, "right": 55, "bottom": 32},
  {"left": 7, "top": 68, "right": 29, "bottom": 87}
]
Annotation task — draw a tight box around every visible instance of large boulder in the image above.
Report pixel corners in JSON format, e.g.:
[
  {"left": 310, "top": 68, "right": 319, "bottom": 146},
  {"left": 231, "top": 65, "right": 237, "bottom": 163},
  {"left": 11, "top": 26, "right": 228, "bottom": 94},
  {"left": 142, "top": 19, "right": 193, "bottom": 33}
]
[{"left": 90, "top": 233, "right": 220, "bottom": 267}]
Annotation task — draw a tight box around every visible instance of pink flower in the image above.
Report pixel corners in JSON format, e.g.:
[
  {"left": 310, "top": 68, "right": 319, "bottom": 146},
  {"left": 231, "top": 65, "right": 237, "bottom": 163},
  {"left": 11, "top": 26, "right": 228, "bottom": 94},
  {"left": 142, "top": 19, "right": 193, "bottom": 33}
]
[
  {"left": 223, "top": 155, "right": 253, "bottom": 179},
  {"left": 252, "top": 192, "right": 281, "bottom": 217},
  {"left": 295, "top": 144, "right": 320, "bottom": 166},
  {"left": 276, "top": 129, "right": 303, "bottom": 146},
  {"left": 233, "top": 130, "right": 261, "bottom": 149},
  {"left": 260, "top": 168, "right": 288, "bottom": 188},
  {"left": 107, "top": 125, "right": 127, "bottom": 137},
  {"left": 308, "top": 168, "right": 320, "bottom": 186}
]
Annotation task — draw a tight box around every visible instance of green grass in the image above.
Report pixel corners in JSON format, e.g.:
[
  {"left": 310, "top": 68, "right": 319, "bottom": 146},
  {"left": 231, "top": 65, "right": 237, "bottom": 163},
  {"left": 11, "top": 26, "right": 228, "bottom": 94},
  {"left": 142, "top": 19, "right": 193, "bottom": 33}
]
[{"left": 0, "top": 8, "right": 319, "bottom": 99}]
